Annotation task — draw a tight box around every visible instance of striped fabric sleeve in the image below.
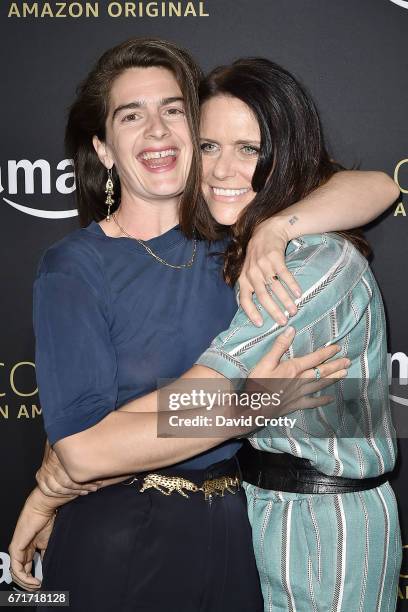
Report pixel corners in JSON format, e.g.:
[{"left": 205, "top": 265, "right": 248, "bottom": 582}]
[{"left": 195, "top": 233, "right": 369, "bottom": 380}]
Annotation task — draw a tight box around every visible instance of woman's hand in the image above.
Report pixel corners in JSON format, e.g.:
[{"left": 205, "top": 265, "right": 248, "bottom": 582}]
[
  {"left": 246, "top": 326, "right": 350, "bottom": 414},
  {"left": 9, "top": 487, "right": 62, "bottom": 591},
  {"left": 36, "top": 440, "right": 102, "bottom": 497},
  {"left": 239, "top": 171, "right": 400, "bottom": 327},
  {"left": 238, "top": 217, "right": 302, "bottom": 327}
]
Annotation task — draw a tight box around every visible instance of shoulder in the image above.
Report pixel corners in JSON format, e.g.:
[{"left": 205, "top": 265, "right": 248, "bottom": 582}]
[
  {"left": 287, "top": 232, "right": 355, "bottom": 261},
  {"left": 285, "top": 232, "right": 368, "bottom": 285},
  {"left": 36, "top": 225, "right": 106, "bottom": 292}
]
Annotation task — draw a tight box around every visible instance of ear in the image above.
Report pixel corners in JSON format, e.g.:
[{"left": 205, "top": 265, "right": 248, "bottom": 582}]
[{"left": 92, "top": 135, "right": 114, "bottom": 170}]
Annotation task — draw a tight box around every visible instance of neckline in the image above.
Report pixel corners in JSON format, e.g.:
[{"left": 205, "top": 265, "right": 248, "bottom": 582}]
[{"left": 86, "top": 220, "right": 186, "bottom": 254}]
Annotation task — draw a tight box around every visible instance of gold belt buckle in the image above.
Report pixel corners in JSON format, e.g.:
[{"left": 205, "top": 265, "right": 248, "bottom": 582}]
[
  {"left": 136, "top": 473, "right": 240, "bottom": 501},
  {"left": 199, "top": 475, "right": 241, "bottom": 500}
]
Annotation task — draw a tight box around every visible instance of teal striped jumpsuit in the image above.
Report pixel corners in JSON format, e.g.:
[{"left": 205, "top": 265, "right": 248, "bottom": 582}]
[{"left": 197, "top": 233, "right": 402, "bottom": 612}]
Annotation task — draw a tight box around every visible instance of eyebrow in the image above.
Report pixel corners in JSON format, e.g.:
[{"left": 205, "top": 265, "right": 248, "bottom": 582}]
[
  {"left": 200, "top": 137, "right": 261, "bottom": 146},
  {"left": 112, "top": 97, "right": 184, "bottom": 121}
]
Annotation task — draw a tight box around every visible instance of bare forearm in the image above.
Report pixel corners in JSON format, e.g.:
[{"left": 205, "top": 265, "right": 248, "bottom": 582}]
[
  {"left": 274, "top": 170, "right": 399, "bottom": 241},
  {"left": 55, "top": 365, "right": 233, "bottom": 482},
  {"left": 29, "top": 485, "right": 77, "bottom": 513},
  {"left": 55, "top": 409, "right": 226, "bottom": 483}
]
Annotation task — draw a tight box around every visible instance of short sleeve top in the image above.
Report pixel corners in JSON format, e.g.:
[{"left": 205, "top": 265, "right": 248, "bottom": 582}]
[
  {"left": 196, "top": 233, "right": 396, "bottom": 478},
  {"left": 34, "top": 221, "right": 241, "bottom": 469}
]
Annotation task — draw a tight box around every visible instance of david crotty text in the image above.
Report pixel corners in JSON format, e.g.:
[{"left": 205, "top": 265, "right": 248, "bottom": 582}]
[{"left": 168, "top": 415, "right": 297, "bottom": 428}]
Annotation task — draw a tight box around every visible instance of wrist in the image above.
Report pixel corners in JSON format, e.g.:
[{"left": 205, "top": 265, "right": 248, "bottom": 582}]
[
  {"left": 27, "top": 487, "right": 62, "bottom": 514},
  {"left": 270, "top": 213, "right": 299, "bottom": 242}
]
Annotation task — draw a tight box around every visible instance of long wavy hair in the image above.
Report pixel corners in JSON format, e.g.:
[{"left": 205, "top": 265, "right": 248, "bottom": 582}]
[
  {"left": 193, "top": 58, "right": 369, "bottom": 285},
  {"left": 65, "top": 37, "right": 203, "bottom": 230}
]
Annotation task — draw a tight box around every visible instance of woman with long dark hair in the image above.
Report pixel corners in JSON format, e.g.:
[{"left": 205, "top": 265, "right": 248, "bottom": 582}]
[{"left": 194, "top": 58, "right": 401, "bottom": 611}]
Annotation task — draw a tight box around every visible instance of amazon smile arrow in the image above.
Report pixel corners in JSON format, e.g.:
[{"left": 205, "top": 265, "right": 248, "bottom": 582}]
[{"left": 3, "top": 197, "right": 78, "bottom": 219}]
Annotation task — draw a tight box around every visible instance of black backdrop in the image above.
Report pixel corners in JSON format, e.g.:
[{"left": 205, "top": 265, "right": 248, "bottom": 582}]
[{"left": 1, "top": 0, "right": 407, "bottom": 607}]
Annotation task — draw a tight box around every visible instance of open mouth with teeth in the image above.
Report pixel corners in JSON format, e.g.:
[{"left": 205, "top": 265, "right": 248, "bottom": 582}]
[
  {"left": 138, "top": 148, "right": 178, "bottom": 172},
  {"left": 211, "top": 187, "right": 250, "bottom": 198}
]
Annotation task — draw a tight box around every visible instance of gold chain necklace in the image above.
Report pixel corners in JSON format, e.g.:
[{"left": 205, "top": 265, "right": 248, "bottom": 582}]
[{"left": 112, "top": 212, "right": 197, "bottom": 269}]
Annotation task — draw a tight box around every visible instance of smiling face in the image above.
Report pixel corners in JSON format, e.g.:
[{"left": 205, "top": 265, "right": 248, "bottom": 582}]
[
  {"left": 200, "top": 95, "right": 260, "bottom": 226},
  {"left": 93, "top": 66, "right": 193, "bottom": 206}
]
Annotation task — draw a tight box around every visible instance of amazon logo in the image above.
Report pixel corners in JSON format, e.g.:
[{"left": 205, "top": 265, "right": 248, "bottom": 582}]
[
  {"left": 0, "top": 158, "right": 78, "bottom": 219},
  {"left": 389, "top": 0, "right": 408, "bottom": 8}
]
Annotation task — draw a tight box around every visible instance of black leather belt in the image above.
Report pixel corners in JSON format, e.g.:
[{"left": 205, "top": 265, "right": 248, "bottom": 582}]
[{"left": 237, "top": 442, "right": 389, "bottom": 494}]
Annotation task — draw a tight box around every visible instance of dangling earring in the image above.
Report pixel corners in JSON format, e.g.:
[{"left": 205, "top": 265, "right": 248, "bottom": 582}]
[{"left": 105, "top": 167, "right": 114, "bottom": 221}]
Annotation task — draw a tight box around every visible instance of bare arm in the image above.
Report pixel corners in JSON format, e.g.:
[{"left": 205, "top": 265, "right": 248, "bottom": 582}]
[
  {"left": 272, "top": 170, "right": 398, "bottom": 237},
  {"left": 239, "top": 170, "right": 399, "bottom": 324},
  {"left": 54, "top": 365, "right": 233, "bottom": 483},
  {"left": 54, "top": 338, "right": 345, "bottom": 483}
]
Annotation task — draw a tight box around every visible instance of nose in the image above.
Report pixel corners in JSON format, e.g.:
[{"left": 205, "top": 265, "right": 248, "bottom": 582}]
[
  {"left": 212, "top": 150, "right": 236, "bottom": 181},
  {"left": 144, "top": 111, "right": 170, "bottom": 140}
]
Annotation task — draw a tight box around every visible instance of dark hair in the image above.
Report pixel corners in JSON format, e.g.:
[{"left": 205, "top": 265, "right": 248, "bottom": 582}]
[
  {"left": 194, "top": 58, "right": 370, "bottom": 285},
  {"left": 66, "top": 37, "right": 203, "bottom": 230}
]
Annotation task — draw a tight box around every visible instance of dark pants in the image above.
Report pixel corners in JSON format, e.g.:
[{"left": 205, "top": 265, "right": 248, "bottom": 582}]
[{"left": 40, "top": 458, "right": 263, "bottom": 612}]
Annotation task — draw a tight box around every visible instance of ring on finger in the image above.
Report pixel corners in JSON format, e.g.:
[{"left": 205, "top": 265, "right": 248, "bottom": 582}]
[
  {"left": 265, "top": 275, "right": 280, "bottom": 294},
  {"left": 313, "top": 366, "right": 321, "bottom": 380}
]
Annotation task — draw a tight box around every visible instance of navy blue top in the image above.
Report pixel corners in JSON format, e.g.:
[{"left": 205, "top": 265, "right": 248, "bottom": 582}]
[{"left": 33, "top": 221, "right": 241, "bottom": 469}]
